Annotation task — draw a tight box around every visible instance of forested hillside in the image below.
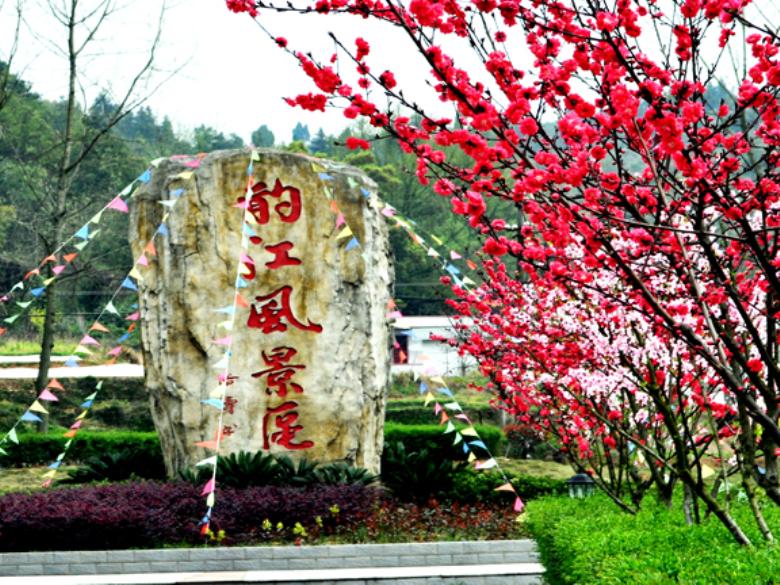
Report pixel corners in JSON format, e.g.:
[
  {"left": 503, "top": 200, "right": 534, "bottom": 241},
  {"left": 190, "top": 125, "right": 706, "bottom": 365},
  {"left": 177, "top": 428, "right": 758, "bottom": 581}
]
[{"left": 0, "top": 65, "right": 501, "bottom": 343}]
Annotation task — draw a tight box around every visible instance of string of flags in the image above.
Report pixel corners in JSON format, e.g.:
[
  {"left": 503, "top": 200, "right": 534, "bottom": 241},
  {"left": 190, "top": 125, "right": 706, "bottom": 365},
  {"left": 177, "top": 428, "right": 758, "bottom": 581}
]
[
  {"left": 196, "top": 151, "right": 262, "bottom": 535},
  {"left": 0, "top": 168, "right": 154, "bottom": 338},
  {"left": 0, "top": 167, "right": 190, "bottom": 484},
  {"left": 418, "top": 374, "right": 525, "bottom": 513}
]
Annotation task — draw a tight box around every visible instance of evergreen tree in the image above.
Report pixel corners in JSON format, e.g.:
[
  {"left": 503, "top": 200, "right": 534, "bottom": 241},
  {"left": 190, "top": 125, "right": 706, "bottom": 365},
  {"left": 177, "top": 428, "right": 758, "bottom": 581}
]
[
  {"left": 292, "top": 122, "right": 310, "bottom": 143},
  {"left": 308, "top": 127, "right": 331, "bottom": 156},
  {"left": 193, "top": 125, "right": 244, "bottom": 152},
  {"left": 251, "top": 124, "right": 275, "bottom": 148}
]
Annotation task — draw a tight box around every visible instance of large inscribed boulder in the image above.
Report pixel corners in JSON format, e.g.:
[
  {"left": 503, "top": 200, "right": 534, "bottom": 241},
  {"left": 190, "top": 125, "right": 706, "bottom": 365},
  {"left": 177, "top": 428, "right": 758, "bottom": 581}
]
[{"left": 129, "top": 149, "right": 393, "bottom": 475}]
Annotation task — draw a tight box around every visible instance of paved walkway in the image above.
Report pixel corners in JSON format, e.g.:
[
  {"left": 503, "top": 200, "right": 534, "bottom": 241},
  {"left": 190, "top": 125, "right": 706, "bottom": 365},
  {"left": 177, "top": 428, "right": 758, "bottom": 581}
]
[
  {"left": 0, "top": 563, "right": 544, "bottom": 584},
  {"left": 0, "top": 355, "right": 143, "bottom": 378}
]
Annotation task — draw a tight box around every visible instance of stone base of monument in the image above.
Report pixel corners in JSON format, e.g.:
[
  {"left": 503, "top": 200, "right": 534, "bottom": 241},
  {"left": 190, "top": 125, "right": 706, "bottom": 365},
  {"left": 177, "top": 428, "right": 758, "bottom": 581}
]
[{"left": 0, "top": 541, "right": 544, "bottom": 584}]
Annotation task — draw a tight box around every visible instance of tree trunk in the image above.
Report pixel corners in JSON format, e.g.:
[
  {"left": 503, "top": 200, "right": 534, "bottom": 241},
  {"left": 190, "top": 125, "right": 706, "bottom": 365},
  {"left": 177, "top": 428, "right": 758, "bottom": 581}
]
[{"left": 34, "top": 251, "right": 61, "bottom": 434}]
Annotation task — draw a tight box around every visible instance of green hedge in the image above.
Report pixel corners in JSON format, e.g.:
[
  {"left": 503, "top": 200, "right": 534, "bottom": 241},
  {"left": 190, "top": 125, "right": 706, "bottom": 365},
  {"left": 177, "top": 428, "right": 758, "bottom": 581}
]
[
  {"left": 527, "top": 494, "right": 780, "bottom": 584},
  {"left": 1, "top": 424, "right": 502, "bottom": 468},
  {"left": 450, "top": 469, "right": 565, "bottom": 504},
  {"left": 385, "top": 405, "right": 497, "bottom": 426},
  {"left": 383, "top": 422, "right": 504, "bottom": 461},
  {"left": 0, "top": 432, "right": 161, "bottom": 467}
]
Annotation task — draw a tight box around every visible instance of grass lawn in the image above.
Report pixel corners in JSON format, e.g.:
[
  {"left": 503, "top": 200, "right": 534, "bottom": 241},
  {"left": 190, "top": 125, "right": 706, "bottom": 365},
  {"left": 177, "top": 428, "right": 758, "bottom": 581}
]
[
  {"left": 0, "top": 340, "right": 78, "bottom": 357},
  {"left": 495, "top": 457, "right": 573, "bottom": 480},
  {"left": 0, "top": 466, "right": 77, "bottom": 494}
]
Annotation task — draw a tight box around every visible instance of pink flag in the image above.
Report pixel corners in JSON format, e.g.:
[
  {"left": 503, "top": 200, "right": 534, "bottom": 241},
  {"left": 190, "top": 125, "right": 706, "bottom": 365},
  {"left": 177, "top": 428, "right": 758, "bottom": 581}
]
[
  {"left": 450, "top": 250, "right": 462, "bottom": 260},
  {"left": 108, "top": 347, "right": 122, "bottom": 356},
  {"left": 218, "top": 371, "right": 228, "bottom": 382},
  {"left": 456, "top": 413, "right": 472, "bottom": 424},
  {"left": 52, "top": 265, "right": 67, "bottom": 275},
  {"left": 386, "top": 311, "right": 403, "bottom": 319},
  {"left": 70, "top": 420, "right": 83, "bottom": 429},
  {"left": 212, "top": 336, "right": 233, "bottom": 346},
  {"left": 381, "top": 207, "right": 395, "bottom": 217},
  {"left": 184, "top": 160, "right": 200, "bottom": 168},
  {"left": 336, "top": 214, "right": 346, "bottom": 228},
  {"left": 79, "top": 335, "right": 100, "bottom": 346},
  {"left": 434, "top": 403, "right": 442, "bottom": 415},
  {"left": 42, "top": 479, "right": 52, "bottom": 488},
  {"left": 240, "top": 252, "right": 254, "bottom": 265},
  {"left": 107, "top": 197, "right": 129, "bottom": 213},
  {"left": 126, "top": 312, "right": 139, "bottom": 321},
  {"left": 232, "top": 201, "right": 248, "bottom": 209},
  {"left": 0, "top": 296, "right": 7, "bottom": 302},
  {"left": 514, "top": 497, "right": 525, "bottom": 512},
  {"left": 424, "top": 366, "right": 439, "bottom": 376},
  {"left": 137, "top": 254, "right": 149, "bottom": 267},
  {"left": 202, "top": 479, "right": 215, "bottom": 495},
  {"left": 39, "top": 389, "right": 59, "bottom": 402}
]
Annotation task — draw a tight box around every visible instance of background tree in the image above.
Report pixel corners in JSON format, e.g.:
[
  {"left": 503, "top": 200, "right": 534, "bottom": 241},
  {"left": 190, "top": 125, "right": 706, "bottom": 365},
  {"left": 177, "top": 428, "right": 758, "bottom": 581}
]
[
  {"left": 0, "top": 0, "right": 171, "bottom": 433},
  {"left": 251, "top": 124, "right": 275, "bottom": 148},
  {"left": 291, "top": 121, "right": 310, "bottom": 143},
  {"left": 308, "top": 127, "right": 331, "bottom": 156},
  {"left": 192, "top": 125, "right": 244, "bottom": 152}
]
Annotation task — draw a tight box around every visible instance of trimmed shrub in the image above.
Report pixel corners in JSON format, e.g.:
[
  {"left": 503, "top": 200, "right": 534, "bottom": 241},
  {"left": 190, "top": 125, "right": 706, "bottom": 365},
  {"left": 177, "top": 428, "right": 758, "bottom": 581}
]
[
  {"left": 383, "top": 423, "right": 503, "bottom": 461},
  {"left": 0, "top": 481, "right": 381, "bottom": 552},
  {"left": 0, "top": 432, "right": 161, "bottom": 468},
  {"left": 381, "top": 441, "right": 464, "bottom": 502},
  {"left": 57, "top": 449, "right": 166, "bottom": 484},
  {"left": 527, "top": 494, "right": 780, "bottom": 584},
  {"left": 449, "top": 469, "right": 566, "bottom": 504}
]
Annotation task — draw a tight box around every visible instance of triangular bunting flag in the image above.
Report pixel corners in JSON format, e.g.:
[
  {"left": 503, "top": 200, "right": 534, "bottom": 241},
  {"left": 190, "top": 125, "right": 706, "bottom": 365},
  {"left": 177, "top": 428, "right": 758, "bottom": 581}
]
[
  {"left": 21, "top": 411, "right": 42, "bottom": 422},
  {"left": 128, "top": 267, "right": 143, "bottom": 281},
  {"left": 48, "top": 461, "right": 61, "bottom": 469},
  {"left": 235, "top": 293, "right": 248, "bottom": 308},
  {"left": 4, "top": 314, "right": 20, "bottom": 324},
  {"left": 212, "top": 336, "right": 233, "bottom": 346},
  {"left": 444, "top": 421, "right": 456, "bottom": 434},
  {"left": 158, "top": 224, "right": 169, "bottom": 236},
  {"left": 64, "top": 357, "right": 80, "bottom": 367},
  {"left": 212, "top": 354, "right": 230, "bottom": 370},
  {"left": 42, "top": 470, "right": 57, "bottom": 478},
  {"left": 495, "top": 483, "right": 516, "bottom": 492},
  {"left": 79, "top": 335, "right": 100, "bottom": 346},
  {"left": 80, "top": 400, "right": 93, "bottom": 408},
  {"left": 206, "top": 492, "right": 215, "bottom": 507},
  {"left": 30, "top": 288, "right": 45, "bottom": 297},
  {"left": 201, "top": 398, "right": 223, "bottom": 409},
  {"left": 213, "top": 306, "right": 234, "bottom": 315},
  {"left": 218, "top": 320, "right": 233, "bottom": 330},
  {"left": 48, "top": 379, "right": 65, "bottom": 390},
  {"left": 450, "top": 250, "right": 462, "bottom": 260},
  {"left": 170, "top": 188, "right": 184, "bottom": 197},
  {"left": 453, "top": 433, "right": 462, "bottom": 445},
  {"left": 428, "top": 248, "right": 440, "bottom": 258},
  {"left": 85, "top": 391, "right": 97, "bottom": 400},
  {"left": 75, "top": 226, "right": 90, "bottom": 240},
  {"left": 108, "top": 347, "right": 122, "bottom": 356},
  {"left": 25, "top": 268, "right": 40, "bottom": 279},
  {"left": 514, "top": 497, "right": 525, "bottom": 512},
  {"left": 336, "top": 226, "right": 353, "bottom": 239},
  {"left": 39, "top": 389, "right": 59, "bottom": 401},
  {"left": 345, "top": 238, "right": 360, "bottom": 251},
  {"left": 176, "top": 171, "right": 193, "bottom": 180},
  {"left": 63, "top": 430, "right": 77, "bottom": 438},
  {"left": 158, "top": 199, "right": 177, "bottom": 208},
  {"left": 8, "top": 428, "right": 19, "bottom": 443},
  {"left": 104, "top": 356, "right": 117, "bottom": 366},
  {"left": 117, "top": 333, "right": 130, "bottom": 342},
  {"left": 461, "top": 428, "right": 479, "bottom": 437},
  {"left": 137, "top": 254, "right": 149, "bottom": 267},
  {"left": 424, "top": 392, "right": 435, "bottom": 407},
  {"left": 197, "top": 456, "right": 218, "bottom": 467},
  {"left": 43, "top": 277, "right": 56, "bottom": 286},
  {"left": 90, "top": 322, "right": 110, "bottom": 333},
  {"left": 73, "top": 241, "right": 89, "bottom": 251},
  {"left": 90, "top": 210, "right": 104, "bottom": 223},
  {"left": 121, "top": 278, "right": 138, "bottom": 291},
  {"left": 108, "top": 197, "right": 129, "bottom": 213},
  {"left": 145, "top": 242, "right": 157, "bottom": 256},
  {"left": 138, "top": 169, "right": 152, "bottom": 183},
  {"left": 16, "top": 300, "right": 32, "bottom": 308},
  {"left": 194, "top": 440, "right": 219, "bottom": 451},
  {"left": 105, "top": 301, "right": 119, "bottom": 315},
  {"left": 126, "top": 312, "right": 140, "bottom": 321},
  {"left": 467, "top": 260, "right": 478, "bottom": 270}
]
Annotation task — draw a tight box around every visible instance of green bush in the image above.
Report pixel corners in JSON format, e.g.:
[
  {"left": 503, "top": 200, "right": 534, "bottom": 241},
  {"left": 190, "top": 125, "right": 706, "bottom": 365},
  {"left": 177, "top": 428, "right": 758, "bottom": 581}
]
[
  {"left": 57, "top": 449, "right": 166, "bottom": 484},
  {"left": 381, "top": 441, "right": 465, "bottom": 502},
  {"left": 449, "top": 469, "right": 566, "bottom": 504},
  {"left": 383, "top": 423, "right": 504, "bottom": 461},
  {"left": 527, "top": 494, "right": 780, "bottom": 584},
  {"left": 0, "top": 431, "right": 161, "bottom": 468}
]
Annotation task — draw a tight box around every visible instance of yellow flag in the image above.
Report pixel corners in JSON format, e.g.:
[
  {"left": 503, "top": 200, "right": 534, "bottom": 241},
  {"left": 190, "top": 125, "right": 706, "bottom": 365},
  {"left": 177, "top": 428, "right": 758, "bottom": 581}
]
[
  {"left": 432, "top": 235, "right": 443, "bottom": 246},
  {"left": 700, "top": 464, "right": 716, "bottom": 479},
  {"left": 467, "top": 452, "right": 477, "bottom": 462},
  {"left": 336, "top": 226, "right": 353, "bottom": 239},
  {"left": 74, "top": 345, "right": 92, "bottom": 355},
  {"left": 177, "top": 171, "right": 194, "bottom": 180},
  {"left": 42, "top": 470, "right": 57, "bottom": 479},
  {"left": 424, "top": 392, "right": 435, "bottom": 407},
  {"left": 210, "top": 385, "right": 224, "bottom": 399},
  {"left": 76, "top": 410, "right": 88, "bottom": 420},
  {"left": 461, "top": 428, "right": 479, "bottom": 437},
  {"left": 430, "top": 376, "right": 446, "bottom": 385},
  {"left": 206, "top": 492, "right": 215, "bottom": 507},
  {"left": 128, "top": 267, "right": 143, "bottom": 281},
  {"left": 311, "top": 163, "right": 326, "bottom": 173},
  {"left": 29, "top": 400, "right": 48, "bottom": 414}
]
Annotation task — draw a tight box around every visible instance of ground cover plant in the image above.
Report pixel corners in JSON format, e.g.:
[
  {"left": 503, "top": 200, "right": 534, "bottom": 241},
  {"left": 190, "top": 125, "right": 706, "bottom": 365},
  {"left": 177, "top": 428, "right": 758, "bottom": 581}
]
[
  {"left": 528, "top": 493, "right": 780, "bottom": 584},
  {"left": 0, "top": 479, "right": 527, "bottom": 552},
  {"left": 224, "top": 0, "right": 780, "bottom": 545}
]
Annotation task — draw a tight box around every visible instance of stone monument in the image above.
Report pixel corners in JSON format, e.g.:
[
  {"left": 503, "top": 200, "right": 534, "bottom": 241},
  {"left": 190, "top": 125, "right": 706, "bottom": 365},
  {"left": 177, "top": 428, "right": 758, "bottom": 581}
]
[{"left": 129, "top": 149, "right": 393, "bottom": 475}]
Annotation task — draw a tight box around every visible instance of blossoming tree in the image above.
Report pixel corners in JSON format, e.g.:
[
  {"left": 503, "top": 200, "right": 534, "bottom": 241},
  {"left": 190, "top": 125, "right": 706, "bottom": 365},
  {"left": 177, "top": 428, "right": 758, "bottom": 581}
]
[{"left": 224, "top": 0, "right": 780, "bottom": 544}]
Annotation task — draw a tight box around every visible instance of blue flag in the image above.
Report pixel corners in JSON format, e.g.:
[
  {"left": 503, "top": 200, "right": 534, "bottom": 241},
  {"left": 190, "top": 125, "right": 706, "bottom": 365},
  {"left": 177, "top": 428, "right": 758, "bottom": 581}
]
[
  {"left": 75, "top": 225, "right": 90, "bottom": 240},
  {"left": 170, "top": 188, "right": 184, "bottom": 197},
  {"left": 318, "top": 173, "right": 334, "bottom": 181},
  {"left": 117, "top": 333, "right": 130, "bottom": 342},
  {"left": 138, "top": 169, "right": 151, "bottom": 183},
  {"left": 419, "top": 381, "right": 428, "bottom": 394},
  {"left": 121, "top": 278, "right": 138, "bottom": 291},
  {"left": 21, "top": 411, "right": 42, "bottom": 422},
  {"left": 30, "top": 288, "right": 45, "bottom": 297},
  {"left": 361, "top": 187, "right": 370, "bottom": 198},
  {"left": 345, "top": 238, "right": 360, "bottom": 251},
  {"left": 64, "top": 357, "right": 80, "bottom": 368}
]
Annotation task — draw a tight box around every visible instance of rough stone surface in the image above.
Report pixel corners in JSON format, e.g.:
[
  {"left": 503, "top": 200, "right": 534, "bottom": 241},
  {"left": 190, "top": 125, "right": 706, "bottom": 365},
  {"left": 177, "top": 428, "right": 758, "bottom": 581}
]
[{"left": 129, "top": 149, "right": 393, "bottom": 475}]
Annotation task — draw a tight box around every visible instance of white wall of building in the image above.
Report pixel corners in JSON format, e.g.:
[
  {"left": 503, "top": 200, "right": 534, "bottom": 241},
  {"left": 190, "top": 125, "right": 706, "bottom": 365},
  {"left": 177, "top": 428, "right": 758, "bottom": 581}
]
[{"left": 392, "top": 316, "right": 477, "bottom": 377}]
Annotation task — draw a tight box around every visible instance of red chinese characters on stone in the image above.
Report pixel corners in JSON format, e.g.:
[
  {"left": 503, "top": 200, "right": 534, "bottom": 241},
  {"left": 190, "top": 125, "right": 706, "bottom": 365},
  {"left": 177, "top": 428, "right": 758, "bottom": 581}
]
[
  {"left": 262, "top": 401, "right": 314, "bottom": 450},
  {"left": 265, "top": 242, "right": 301, "bottom": 270},
  {"left": 252, "top": 346, "right": 305, "bottom": 397},
  {"left": 242, "top": 179, "right": 302, "bottom": 225},
  {"left": 247, "top": 286, "right": 323, "bottom": 334},
  {"left": 224, "top": 396, "right": 238, "bottom": 415}
]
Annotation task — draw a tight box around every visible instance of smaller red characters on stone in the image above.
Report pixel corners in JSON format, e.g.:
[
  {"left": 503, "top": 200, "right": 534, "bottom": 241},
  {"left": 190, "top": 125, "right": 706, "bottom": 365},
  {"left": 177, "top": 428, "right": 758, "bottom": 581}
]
[
  {"left": 240, "top": 179, "right": 302, "bottom": 225},
  {"left": 252, "top": 346, "right": 305, "bottom": 397},
  {"left": 224, "top": 396, "right": 238, "bottom": 415},
  {"left": 262, "top": 401, "right": 314, "bottom": 450},
  {"left": 222, "top": 425, "right": 236, "bottom": 436},
  {"left": 247, "top": 286, "right": 323, "bottom": 334},
  {"left": 265, "top": 242, "right": 302, "bottom": 270},
  {"left": 224, "top": 375, "right": 239, "bottom": 387}
]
